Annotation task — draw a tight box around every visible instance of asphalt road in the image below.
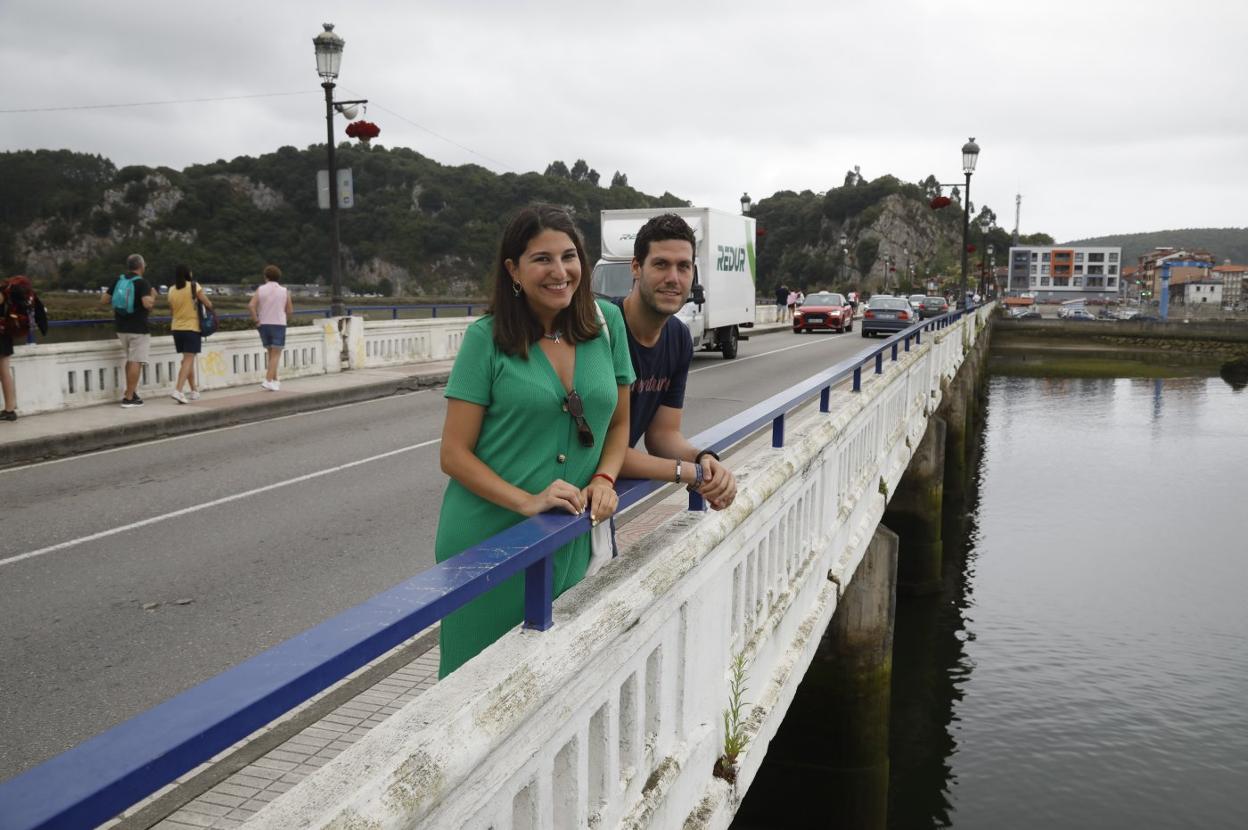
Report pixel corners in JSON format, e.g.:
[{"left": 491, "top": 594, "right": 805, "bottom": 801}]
[{"left": 0, "top": 325, "right": 872, "bottom": 781}]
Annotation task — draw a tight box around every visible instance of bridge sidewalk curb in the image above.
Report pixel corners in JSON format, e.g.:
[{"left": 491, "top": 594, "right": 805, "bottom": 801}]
[{"left": 0, "top": 366, "right": 451, "bottom": 469}]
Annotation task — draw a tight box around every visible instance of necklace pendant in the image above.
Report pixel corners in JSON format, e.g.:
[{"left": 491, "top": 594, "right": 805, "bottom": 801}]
[{"left": 544, "top": 330, "right": 563, "bottom": 343}]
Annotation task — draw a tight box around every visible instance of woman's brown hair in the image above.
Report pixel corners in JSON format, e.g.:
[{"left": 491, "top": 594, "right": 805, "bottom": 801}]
[{"left": 489, "top": 204, "right": 601, "bottom": 357}]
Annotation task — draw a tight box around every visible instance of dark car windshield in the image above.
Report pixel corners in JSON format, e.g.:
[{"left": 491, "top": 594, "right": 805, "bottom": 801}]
[
  {"left": 868, "top": 297, "right": 910, "bottom": 310},
  {"left": 803, "top": 293, "right": 844, "bottom": 306},
  {"left": 921, "top": 297, "right": 946, "bottom": 306}
]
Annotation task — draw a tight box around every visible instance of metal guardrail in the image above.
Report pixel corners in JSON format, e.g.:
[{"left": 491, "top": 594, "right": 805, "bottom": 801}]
[
  {"left": 46, "top": 304, "right": 485, "bottom": 329},
  {"left": 0, "top": 307, "right": 975, "bottom": 830}
]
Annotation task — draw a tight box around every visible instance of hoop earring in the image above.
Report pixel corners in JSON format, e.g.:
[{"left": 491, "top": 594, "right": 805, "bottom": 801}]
[{"left": 512, "top": 281, "right": 522, "bottom": 297}]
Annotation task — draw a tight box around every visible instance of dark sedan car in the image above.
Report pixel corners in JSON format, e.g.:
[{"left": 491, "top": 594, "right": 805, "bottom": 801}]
[
  {"left": 918, "top": 296, "right": 950, "bottom": 319},
  {"left": 794, "top": 291, "right": 854, "bottom": 333},
  {"left": 861, "top": 296, "right": 916, "bottom": 337}
]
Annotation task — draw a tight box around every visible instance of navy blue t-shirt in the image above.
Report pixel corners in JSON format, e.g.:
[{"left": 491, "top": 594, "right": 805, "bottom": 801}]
[{"left": 616, "top": 300, "right": 694, "bottom": 447}]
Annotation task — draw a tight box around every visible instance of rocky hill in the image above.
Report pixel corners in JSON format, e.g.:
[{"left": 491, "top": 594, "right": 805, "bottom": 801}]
[{"left": 1, "top": 148, "right": 1042, "bottom": 296}]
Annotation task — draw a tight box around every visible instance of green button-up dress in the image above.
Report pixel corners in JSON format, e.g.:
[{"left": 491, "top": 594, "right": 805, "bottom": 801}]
[{"left": 435, "top": 300, "right": 635, "bottom": 677}]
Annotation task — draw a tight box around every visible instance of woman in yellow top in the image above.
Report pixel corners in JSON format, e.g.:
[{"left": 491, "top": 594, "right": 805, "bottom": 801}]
[{"left": 166, "top": 264, "right": 213, "bottom": 404}]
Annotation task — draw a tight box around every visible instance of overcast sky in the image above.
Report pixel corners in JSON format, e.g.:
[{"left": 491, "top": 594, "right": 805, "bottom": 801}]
[{"left": 3, "top": 0, "right": 1245, "bottom": 242}]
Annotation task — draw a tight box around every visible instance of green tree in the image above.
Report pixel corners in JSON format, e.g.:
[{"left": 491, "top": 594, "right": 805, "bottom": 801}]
[
  {"left": 570, "top": 159, "right": 589, "bottom": 181},
  {"left": 544, "top": 160, "right": 570, "bottom": 178},
  {"left": 855, "top": 237, "right": 879, "bottom": 281},
  {"left": 610, "top": 171, "right": 629, "bottom": 188}
]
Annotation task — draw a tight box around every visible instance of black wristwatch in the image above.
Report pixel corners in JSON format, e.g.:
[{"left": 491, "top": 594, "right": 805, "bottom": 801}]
[{"left": 695, "top": 449, "right": 720, "bottom": 465}]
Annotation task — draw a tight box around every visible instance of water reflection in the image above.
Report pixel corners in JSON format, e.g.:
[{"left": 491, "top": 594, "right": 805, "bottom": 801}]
[
  {"left": 889, "top": 375, "right": 1248, "bottom": 828},
  {"left": 1220, "top": 358, "right": 1248, "bottom": 392}
]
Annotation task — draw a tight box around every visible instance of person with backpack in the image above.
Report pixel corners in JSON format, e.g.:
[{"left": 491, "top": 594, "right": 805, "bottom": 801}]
[
  {"left": 1, "top": 275, "right": 48, "bottom": 421},
  {"left": 166, "top": 264, "right": 214, "bottom": 404},
  {"left": 101, "top": 253, "right": 156, "bottom": 407}
]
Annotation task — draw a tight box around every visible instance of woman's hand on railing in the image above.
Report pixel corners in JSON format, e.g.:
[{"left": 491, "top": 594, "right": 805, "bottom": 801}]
[
  {"left": 582, "top": 477, "right": 619, "bottom": 525},
  {"left": 520, "top": 479, "right": 585, "bottom": 517}
]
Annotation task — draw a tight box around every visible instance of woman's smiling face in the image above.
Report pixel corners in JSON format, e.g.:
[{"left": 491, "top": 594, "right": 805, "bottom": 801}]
[{"left": 505, "top": 229, "right": 581, "bottom": 324}]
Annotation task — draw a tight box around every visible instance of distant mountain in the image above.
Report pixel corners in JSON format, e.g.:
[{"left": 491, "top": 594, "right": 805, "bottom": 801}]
[{"left": 1063, "top": 228, "right": 1248, "bottom": 266}]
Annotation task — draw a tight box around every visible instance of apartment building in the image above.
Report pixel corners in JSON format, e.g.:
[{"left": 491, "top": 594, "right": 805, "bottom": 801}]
[
  {"left": 1137, "top": 247, "right": 1214, "bottom": 297},
  {"left": 1212, "top": 264, "right": 1246, "bottom": 309},
  {"left": 1006, "top": 245, "right": 1124, "bottom": 301}
]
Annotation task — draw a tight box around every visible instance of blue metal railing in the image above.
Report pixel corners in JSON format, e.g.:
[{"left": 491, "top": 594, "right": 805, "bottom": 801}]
[
  {"left": 0, "top": 308, "right": 973, "bottom": 830},
  {"left": 45, "top": 304, "right": 485, "bottom": 330}
]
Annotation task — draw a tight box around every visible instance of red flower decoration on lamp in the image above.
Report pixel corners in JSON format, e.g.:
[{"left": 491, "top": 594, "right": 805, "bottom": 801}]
[
  {"left": 345, "top": 120, "right": 381, "bottom": 145},
  {"left": 966, "top": 243, "right": 977, "bottom": 253},
  {"left": 929, "top": 196, "right": 952, "bottom": 210}
]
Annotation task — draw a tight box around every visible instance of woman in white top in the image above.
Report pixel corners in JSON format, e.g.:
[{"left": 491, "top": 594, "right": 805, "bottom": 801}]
[{"left": 248, "top": 264, "right": 293, "bottom": 391}]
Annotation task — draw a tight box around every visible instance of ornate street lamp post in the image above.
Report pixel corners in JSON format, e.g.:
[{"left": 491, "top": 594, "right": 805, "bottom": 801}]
[
  {"left": 740, "top": 192, "right": 752, "bottom": 215},
  {"left": 840, "top": 232, "right": 849, "bottom": 286},
  {"left": 313, "top": 23, "right": 367, "bottom": 318},
  {"left": 959, "top": 137, "right": 980, "bottom": 310}
]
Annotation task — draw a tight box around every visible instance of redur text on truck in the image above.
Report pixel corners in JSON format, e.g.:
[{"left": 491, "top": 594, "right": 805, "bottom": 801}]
[{"left": 590, "top": 207, "right": 756, "bottom": 359}]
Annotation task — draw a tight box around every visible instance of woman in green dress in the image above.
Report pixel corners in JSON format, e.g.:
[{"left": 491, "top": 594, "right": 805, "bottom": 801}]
[{"left": 435, "top": 205, "right": 635, "bottom": 677}]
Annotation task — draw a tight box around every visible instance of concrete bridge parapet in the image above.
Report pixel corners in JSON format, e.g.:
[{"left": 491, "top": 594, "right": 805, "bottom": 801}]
[{"left": 238, "top": 306, "right": 994, "bottom": 830}]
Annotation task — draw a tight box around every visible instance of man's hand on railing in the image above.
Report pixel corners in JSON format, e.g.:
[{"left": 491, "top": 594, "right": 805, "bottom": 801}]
[{"left": 697, "top": 457, "right": 737, "bottom": 510}]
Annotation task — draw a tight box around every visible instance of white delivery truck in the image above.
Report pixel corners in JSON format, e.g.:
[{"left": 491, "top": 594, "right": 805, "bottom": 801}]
[{"left": 590, "top": 207, "right": 757, "bottom": 359}]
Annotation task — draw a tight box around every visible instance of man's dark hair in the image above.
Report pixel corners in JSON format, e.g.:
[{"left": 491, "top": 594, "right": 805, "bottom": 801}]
[{"left": 633, "top": 214, "right": 695, "bottom": 264}]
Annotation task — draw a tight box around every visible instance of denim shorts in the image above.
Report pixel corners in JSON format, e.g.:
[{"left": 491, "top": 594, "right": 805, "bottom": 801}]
[
  {"left": 172, "top": 330, "right": 202, "bottom": 354},
  {"left": 258, "top": 324, "right": 287, "bottom": 349}
]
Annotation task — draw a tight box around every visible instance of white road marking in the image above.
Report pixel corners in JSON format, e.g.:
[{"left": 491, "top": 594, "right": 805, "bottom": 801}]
[
  {"left": 689, "top": 333, "right": 852, "bottom": 374},
  {"left": 0, "top": 437, "right": 443, "bottom": 569},
  {"left": 2, "top": 389, "right": 432, "bottom": 473}
]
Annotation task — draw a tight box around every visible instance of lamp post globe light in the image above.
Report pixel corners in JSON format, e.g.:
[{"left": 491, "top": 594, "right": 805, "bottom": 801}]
[
  {"left": 987, "top": 243, "right": 995, "bottom": 298},
  {"left": 959, "top": 137, "right": 980, "bottom": 310},
  {"left": 840, "top": 232, "right": 849, "bottom": 287},
  {"left": 740, "top": 192, "right": 752, "bottom": 215},
  {"left": 314, "top": 23, "right": 347, "bottom": 317}
]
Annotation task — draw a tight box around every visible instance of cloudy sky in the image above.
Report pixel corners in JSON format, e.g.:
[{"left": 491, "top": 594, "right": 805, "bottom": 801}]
[{"left": 3, "top": 0, "right": 1245, "bottom": 242}]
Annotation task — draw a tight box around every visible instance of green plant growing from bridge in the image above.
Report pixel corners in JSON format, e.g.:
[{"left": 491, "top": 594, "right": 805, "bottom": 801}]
[
  {"left": 715, "top": 652, "right": 750, "bottom": 783},
  {"left": 879, "top": 476, "right": 890, "bottom": 500}
]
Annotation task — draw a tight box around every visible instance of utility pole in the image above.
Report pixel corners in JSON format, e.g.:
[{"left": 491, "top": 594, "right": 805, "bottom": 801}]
[{"left": 1013, "top": 193, "right": 1022, "bottom": 245}]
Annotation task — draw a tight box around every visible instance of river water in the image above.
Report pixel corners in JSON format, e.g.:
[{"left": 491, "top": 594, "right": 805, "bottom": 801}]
[{"left": 888, "top": 371, "right": 1248, "bottom": 828}]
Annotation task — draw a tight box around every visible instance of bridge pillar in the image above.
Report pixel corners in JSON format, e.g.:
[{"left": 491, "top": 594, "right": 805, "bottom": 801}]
[
  {"left": 885, "top": 416, "right": 946, "bottom": 595},
  {"left": 737, "top": 526, "right": 898, "bottom": 829},
  {"left": 938, "top": 375, "right": 971, "bottom": 525}
]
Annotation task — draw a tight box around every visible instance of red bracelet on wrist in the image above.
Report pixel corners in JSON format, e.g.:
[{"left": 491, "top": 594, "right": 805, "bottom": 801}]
[{"left": 592, "top": 472, "right": 616, "bottom": 486}]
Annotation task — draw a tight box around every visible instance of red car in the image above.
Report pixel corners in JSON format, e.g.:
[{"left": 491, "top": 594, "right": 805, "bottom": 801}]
[{"left": 793, "top": 291, "right": 854, "bottom": 333}]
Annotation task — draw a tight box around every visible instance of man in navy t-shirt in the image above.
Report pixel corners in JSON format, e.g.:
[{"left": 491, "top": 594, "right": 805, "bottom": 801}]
[{"left": 617, "top": 215, "right": 736, "bottom": 510}]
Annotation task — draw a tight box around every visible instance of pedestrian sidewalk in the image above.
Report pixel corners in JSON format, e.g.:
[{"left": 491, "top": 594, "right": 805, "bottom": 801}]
[{"left": 0, "top": 360, "right": 455, "bottom": 468}]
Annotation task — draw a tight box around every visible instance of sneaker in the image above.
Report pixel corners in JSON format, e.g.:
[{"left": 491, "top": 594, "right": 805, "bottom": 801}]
[
  {"left": 187, "top": 390, "right": 201, "bottom": 401},
  {"left": 121, "top": 397, "right": 143, "bottom": 408},
  {"left": 260, "top": 380, "right": 274, "bottom": 391},
  {"left": 170, "top": 390, "right": 189, "bottom": 405},
  {"left": 0, "top": 410, "right": 16, "bottom": 421},
  {"left": 270, "top": 380, "right": 280, "bottom": 391}
]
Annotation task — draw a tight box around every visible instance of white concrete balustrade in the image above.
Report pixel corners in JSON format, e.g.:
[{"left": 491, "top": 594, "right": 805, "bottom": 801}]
[
  {"left": 6, "top": 306, "right": 789, "bottom": 415},
  {"left": 243, "top": 306, "right": 991, "bottom": 830},
  {"left": 5, "top": 316, "right": 477, "bottom": 414}
]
